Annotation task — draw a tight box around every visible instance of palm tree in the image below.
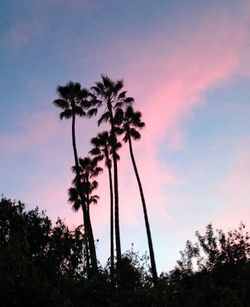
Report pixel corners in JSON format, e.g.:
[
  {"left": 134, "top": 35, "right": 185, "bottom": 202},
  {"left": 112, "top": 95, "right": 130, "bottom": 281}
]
[
  {"left": 90, "top": 131, "right": 121, "bottom": 282},
  {"left": 91, "top": 76, "right": 134, "bottom": 266},
  {"left": 117, "top": 105, "right": 158, "bottom": 286},
  {"left": 68, "top": 156, "right": 102, "bottom": 272},
  {"left": 52, "top": 82, "right": 97, "bottom": 270}
]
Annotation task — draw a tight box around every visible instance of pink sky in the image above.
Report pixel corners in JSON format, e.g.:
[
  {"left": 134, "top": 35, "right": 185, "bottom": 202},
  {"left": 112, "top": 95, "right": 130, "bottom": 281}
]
[{"left": 1, "top": 0, "right": 250, "bottom": 271}]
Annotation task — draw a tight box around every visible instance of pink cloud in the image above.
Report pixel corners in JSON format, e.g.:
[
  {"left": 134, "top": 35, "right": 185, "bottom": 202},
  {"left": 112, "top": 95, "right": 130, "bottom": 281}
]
[
  {"left": 61, "top": 6, "right": 250, "bottom": 254},
  {"left": 99, "top": 6, "right": 250, "bottom": 228}
]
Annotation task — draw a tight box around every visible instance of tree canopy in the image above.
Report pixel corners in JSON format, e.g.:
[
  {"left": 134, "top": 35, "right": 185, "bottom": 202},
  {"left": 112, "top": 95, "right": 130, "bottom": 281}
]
[{"left": 1, "top": 197, "right": 250, "bottom": 306}]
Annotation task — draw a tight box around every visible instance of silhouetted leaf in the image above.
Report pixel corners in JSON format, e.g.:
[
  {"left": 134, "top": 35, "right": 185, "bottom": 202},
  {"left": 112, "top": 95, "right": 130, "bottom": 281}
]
[
  {"left": 60, "top": 109, "right": 72, "bottom": 119},
  {"left": 130, "top": 128, "right": 141, "bottom": 140},
  {"left": 118, "top": 91, "right": 127, "bottom": 99},
  {"left": 53, "top": 99, "right": 69, "bottom": 109},
  {"left": 124, "top": 97, "right": 134, "bottom": 103},
  {"left": 89, "top": 147, "right": 101, "bottom": 156},
  {"left": 87, "top": 108, "right": 98, "bottom": 118},
  {"left": 98, "top": 111, "right": 110, "bottom": 126}
]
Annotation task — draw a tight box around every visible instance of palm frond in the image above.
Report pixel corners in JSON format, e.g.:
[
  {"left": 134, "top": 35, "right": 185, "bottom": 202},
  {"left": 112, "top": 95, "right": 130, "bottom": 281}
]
[
  {"left": 123, "top": 134, "right": 129, "bottom": 143},
  {"left": 114, "top": 141, "right": 122, "bottom": 151},
  {"left": 68, "top": 187, "right": 79, "bottom": 203},
  {"left": 87, "top": 108, "right": 98, "bottom": 118},
  {"left": 79, "top": 157, "right": 91, "bottom": 169},
  {"left": 113, "top": 152, "right": 120, "bottom": 160},
  {"left": 89, "top": 195, "right": 99, "bottom": 205},
  {"left": 74, "top": 106, "right": 86, "bottom": 117},
  {"left": 98, "top": 131, "right": 110, "bottom": 142},
  {"left": 90, "top": 136, "right": 100, "bottom": 147},
  {"left": 96, "top": 155, "right": 105, "bottom": 162},
  {"left": 114, "top": 108, "right": 124, "bottom": 125},
  {"left": 95, "top": 81, "right": 105, "bottom": 92},
  {"left": 71, "top": 200, "right": 81, "bottom": 212},
  {"left": 79, "top": 87, "right": 89, "bottom": 99},
  {"left": 124, "top": 97, "right": 134, "bottom": 104},
  {"left": 60, "top": 109, "right": 72, "bottom": 119},
  {"left": 138, "top": 121, "right": 145, "bottom": 128},
  {"left": 102, "top": 75, "right": 113, "bottom": 89},
  {"left": 114, "top": 126, "right": 124, "bottom": 135},
  {"left": 81, "top": 99, "right": 92, "bottom": 109},
  {"left": 118, "top": 91, "right": 127, "bottom": 99},
  {"left": 91, "top": 180, "right": 98, "bottom": 190},
  {"left": 57, "top": 85, "right": 69, "bottom": 100},
  {"left": 114, "top": 102, "right": 123, "bottom": 109},
  {"left": 114, "top": 79, "right": 124, "bottom": 95},
  {"left": 97, "top": 111, "right": 110, "bottom": 126},
  {"left": 53, "top": 99, "right": 69, "bottom": 109},
  {"left": 91, "top": 167, "right": 103, "bottom": 177},
  {"left": 125, "top": 105, "right": 134, "bottom": 116},
  {"left": 89, "top": 147, "right": 101, "bottom": 156},
  {"left": 130, "top": 128, "right": 141, "bottom": 140}
]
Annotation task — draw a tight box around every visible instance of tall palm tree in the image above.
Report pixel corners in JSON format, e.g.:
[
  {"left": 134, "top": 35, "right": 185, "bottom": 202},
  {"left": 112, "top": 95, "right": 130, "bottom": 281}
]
[
  {"left": 91, "top": 76, "right": 134, "bottom": 266},
  {"left": 117, "top": 105, "right": 158, "bottom": 286},
  {"left": 68, "top": 156, "right": 102, "bottom": 272},
  {"left": 90, "top": 131, "right": 121, "bottom": 282},
  {"left": 52, "top": 81, "right": 97, "bottom": 270}
]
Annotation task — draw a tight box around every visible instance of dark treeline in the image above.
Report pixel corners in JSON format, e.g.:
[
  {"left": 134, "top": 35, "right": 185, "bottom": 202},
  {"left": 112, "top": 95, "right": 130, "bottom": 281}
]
[{"left": 1, "top": 197, "right": 250, "bottom": 306}]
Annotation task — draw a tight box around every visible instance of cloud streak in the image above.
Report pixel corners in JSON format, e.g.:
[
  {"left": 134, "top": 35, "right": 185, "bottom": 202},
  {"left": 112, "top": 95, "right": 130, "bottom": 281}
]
[{"left": 100, "top": 5, "right": 250, "bottom": 228}]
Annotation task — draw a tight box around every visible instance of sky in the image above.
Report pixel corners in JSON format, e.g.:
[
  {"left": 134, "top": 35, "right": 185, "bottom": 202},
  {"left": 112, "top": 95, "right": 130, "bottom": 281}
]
[{"left": 1, "top": 0, "right": 250, "bottom": 273}]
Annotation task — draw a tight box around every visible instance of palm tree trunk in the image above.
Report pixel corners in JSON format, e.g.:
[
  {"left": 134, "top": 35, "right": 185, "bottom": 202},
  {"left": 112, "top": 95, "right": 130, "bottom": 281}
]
[
  {"left": 108, "top": 102, "right": 122, "bottom": 265},
  {"left": 105, "top": 150, "right": 114, "bottom": 284},
  {"left": 128, "top": 134, "right": 158, "bottom": 286},
  {"left": 84, "top": 232, "right": 90, "bottom": 273},
  {"left": 71, "top": 113, "right": 97, "bottom": 271}
]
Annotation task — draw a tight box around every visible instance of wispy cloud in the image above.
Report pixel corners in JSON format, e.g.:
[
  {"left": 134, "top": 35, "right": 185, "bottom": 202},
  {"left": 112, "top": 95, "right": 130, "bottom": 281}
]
[{"left": 99, "top": 5, "right": 250, "bottom": 228}]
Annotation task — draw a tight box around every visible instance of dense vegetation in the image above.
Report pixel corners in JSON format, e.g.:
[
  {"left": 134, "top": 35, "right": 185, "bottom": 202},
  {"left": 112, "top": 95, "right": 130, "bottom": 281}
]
[
  {"left": 1, "top": 197, "right": 250, "bottom": 306},
  {"left": 1, "top": 76, "right": 249, "bottom": 305}
]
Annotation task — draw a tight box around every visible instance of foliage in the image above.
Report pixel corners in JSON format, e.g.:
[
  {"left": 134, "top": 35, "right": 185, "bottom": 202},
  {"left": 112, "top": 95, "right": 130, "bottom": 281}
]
[
  {"left": 1, "top": 197, "right": 250, "bottom": 306},
  {"left": 0, "top": 197, "right": 85, "bottom": 306},
  {"left": 160, "top": 223, "right": 250, "bottom": 306}
]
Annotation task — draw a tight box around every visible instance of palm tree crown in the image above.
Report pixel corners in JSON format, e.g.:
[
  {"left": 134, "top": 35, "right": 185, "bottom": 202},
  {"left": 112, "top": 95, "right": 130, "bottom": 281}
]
[
  {"left": 91, "top": 75, "right": 134, "bottom": 125},
  {"left": 68, "top": 157, "right": 102, "bottom": 212},
  {"left": 115, "top": 105, "right": 145, "bottom": 142},
  {"left": 53, "top": 81, "right": 91, "bottom": 120}
]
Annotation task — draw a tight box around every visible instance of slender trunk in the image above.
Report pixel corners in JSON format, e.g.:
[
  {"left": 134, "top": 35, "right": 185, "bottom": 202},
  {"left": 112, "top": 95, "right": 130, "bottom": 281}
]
[
  {"left": 85, "top": 176, "right": 95, "bottom": 269},
  {"left": 105, "top": 149, "right": 114, "bottom": 284},
  {"left": 72, "top": 113, "right": 97, "bottom": 271},
  {"left": 84, "top": 232, "right": 90, "bottom": 273},
  {"left": 128, "top": 134, "right": 158, "bottom": 286},
  {"left": 108, "top": 102, "right": 122, "bottom": 265}
]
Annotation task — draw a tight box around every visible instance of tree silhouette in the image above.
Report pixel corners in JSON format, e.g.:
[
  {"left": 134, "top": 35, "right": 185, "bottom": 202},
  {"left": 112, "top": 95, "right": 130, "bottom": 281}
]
[
  {"left": 68, "top": 156, "right": 102, "bottom": 272},
  {"left": 90, "top": 131, "right": 121, "bottom": 283},
  {"left": 52, "top": 82, "right": 97, "bottom": 270},
  {"left": 116, "top": 105, "right": 158, "bottom": 286},
  {"left": 91, "top": 75, "right": 134, "bottom": 266}
]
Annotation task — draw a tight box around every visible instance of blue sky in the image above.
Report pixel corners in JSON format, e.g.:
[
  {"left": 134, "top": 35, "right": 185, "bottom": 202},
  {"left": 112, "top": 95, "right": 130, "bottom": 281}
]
[{"left": 1, "top": 0, "right": 250, "bottom": 272}]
